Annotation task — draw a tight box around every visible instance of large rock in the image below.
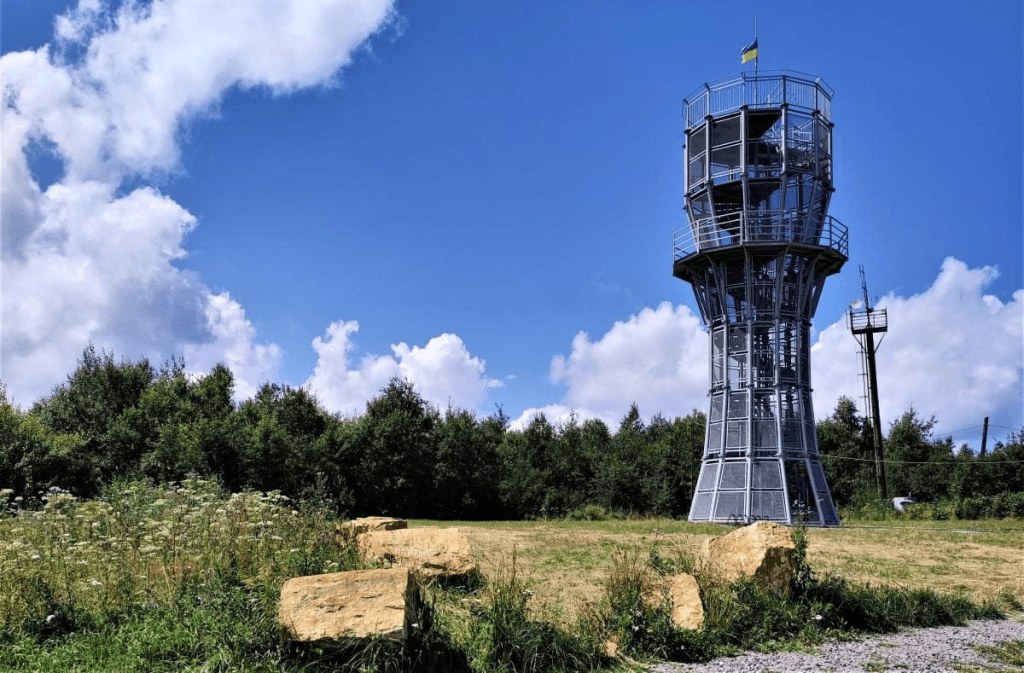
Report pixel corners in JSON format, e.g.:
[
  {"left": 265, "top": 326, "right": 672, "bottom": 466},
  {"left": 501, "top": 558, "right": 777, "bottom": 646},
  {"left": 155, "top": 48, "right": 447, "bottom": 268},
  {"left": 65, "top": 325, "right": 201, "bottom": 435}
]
[
  {"left": 336, "top": 516, "right": 407, "bottom": 542},
  {"left": 668, "top": 573, "right": 704, "bottom": 630},
  {"left": 279, "top": 567, "right": 419, "bottom": 644},
  {"left": 357, "top": 526, "right": 477, "bottom": 579},
  {"left": 698, "top": 521, "right": 796, "bottom": 594}
]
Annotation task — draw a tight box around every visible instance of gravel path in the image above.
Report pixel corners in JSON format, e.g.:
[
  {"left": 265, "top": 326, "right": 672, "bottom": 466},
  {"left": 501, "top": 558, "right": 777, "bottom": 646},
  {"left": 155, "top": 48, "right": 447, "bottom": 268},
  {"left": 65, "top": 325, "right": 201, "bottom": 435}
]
[{"left": 650, "top": 619, "right": 1024, "bottom": 673}]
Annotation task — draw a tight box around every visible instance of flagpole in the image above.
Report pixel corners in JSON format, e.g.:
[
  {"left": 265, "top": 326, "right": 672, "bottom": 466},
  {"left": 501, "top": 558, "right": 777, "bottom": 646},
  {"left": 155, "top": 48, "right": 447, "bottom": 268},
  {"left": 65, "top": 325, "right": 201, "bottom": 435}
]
[{"left": 754, "top": 16, "right": 758, "bottom": 77}]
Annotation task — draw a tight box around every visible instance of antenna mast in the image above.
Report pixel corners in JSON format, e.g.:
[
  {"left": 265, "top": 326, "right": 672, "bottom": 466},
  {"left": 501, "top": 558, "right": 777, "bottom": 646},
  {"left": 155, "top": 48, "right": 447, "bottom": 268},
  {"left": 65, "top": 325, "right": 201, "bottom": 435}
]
[{"left": 848, "top": 267, "right": 888, "bottom": 501}]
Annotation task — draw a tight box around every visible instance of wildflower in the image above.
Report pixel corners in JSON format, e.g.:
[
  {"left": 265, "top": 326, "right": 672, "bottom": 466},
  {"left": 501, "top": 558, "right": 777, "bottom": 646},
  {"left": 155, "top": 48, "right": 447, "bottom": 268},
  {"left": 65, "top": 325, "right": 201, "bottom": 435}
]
[
  {"left": 815, "top": 614, "right": 823, "bottom": 621},
  {"left": 46, "top": 615, "right": 55, "bottom": 623}
]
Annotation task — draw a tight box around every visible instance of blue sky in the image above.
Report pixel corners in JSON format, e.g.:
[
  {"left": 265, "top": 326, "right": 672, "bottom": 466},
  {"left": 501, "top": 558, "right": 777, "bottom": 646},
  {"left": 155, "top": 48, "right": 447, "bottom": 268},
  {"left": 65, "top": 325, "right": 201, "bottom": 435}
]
[{"left": 2, "top": 0, "right": 1021, "bottom": 448}]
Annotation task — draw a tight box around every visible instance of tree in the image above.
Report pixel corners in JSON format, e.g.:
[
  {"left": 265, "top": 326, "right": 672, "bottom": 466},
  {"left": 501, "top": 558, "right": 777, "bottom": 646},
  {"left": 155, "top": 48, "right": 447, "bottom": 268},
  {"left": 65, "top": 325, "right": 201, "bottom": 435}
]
[
  {"left": 497, "top": 415, "right": 554, "bottom": 518},
  {"left": 542, "top": 413, "right": 597, "bottom": 515},
  {"left": 30, "top": 346, "right": 155, "bottom": 495},
  {"left": 646, "top": 411, "right": 706, "bottom": 516},
  {"left": 349, "top": 378, "right": 438, "bottom": 517},
  {"left": 594, "top": 404, "right": 652, "bottom": 513},
  {"left": 885, "top": 408, "right": 953, "bottom": 501},
  {"left": 235, "top": 383, "right": 332, "bottom": 495},
  {"left": 817, "top": 397, "right": 876, "bottom": 507},
  {"left": 432, "top": 407, "right": 501, "bottom": 519},
  {"left": 33, "top": 345, "right": 154, "bottom": 439}
]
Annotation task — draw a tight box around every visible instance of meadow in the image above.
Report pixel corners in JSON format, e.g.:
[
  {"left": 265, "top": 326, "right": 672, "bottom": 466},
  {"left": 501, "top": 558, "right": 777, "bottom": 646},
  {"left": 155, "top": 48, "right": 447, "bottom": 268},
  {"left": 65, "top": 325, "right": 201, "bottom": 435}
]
[
  {"left": 1, "top": 481, "right": 1021, "bottom": 672},
  {"left": 431, "top": 516, "right": 1024, "bottom": 621}
]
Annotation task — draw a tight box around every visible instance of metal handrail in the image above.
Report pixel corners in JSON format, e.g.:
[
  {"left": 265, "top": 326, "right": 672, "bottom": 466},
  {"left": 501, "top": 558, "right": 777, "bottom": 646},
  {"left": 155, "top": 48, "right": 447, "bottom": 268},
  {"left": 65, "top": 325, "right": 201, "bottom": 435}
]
[
  {"left": 673, "top": 212, "right": 848, "bottom": 261},
  {"left": 683, "top": 71, "right": 833, "bottom": 130},
  {"left": 848, "top": 308, "right": 888, "bottom": 333}
]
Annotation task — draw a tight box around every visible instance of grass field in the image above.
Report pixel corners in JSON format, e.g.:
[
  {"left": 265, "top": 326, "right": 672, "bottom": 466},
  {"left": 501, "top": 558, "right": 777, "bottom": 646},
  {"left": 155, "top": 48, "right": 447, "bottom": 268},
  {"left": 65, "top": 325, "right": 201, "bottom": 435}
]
[
  {"left": 2, "top": 482, "right": 1021, "bottom": 671},
  {"left": 412, "top": 517, "right": 1024, "bottom": 623}
]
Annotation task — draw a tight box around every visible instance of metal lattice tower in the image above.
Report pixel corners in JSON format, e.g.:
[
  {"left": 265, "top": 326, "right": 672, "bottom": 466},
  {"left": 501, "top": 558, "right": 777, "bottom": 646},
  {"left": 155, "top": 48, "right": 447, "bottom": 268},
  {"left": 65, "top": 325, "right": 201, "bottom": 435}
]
[
  {"left": 673, "top": 71, "right": 848, "bottom": 526},
  {"left": 848, "top": 268, "right": 888, "bottom": 501}
]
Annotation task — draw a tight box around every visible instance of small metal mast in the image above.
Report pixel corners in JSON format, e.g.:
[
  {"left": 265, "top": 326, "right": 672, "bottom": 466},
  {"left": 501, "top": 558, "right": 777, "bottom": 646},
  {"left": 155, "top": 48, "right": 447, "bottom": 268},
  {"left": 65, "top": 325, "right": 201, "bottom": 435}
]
[
  {"left": 674, "top": 71, "right": 847, "bottom": 526},
  {"left": 848, "top": 267, "right": 888, "bottom": 501}
]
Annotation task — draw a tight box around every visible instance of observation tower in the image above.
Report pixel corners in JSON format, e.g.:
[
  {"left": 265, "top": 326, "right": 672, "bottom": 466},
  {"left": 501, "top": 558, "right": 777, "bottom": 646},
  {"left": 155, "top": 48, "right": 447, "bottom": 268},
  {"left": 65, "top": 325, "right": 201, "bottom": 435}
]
[{"left": 673, "top": 71, "right": 847, "bottom": 526}]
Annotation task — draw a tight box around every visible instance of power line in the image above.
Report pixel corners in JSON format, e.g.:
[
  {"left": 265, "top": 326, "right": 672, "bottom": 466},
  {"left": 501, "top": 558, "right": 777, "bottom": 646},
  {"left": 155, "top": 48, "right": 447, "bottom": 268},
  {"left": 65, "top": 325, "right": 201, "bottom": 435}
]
[
  {"left": 931, "top": 424, "right": 984, "bottom": 436},
  {"left": 822, "top": 455, "right": 1024, "bottom": 465}
]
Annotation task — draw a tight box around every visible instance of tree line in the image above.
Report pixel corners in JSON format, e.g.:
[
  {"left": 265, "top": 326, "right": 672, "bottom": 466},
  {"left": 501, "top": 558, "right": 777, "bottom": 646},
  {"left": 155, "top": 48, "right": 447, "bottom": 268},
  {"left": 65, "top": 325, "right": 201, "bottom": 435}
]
[
  {"left": 818, "top": 397, "right": 1024, "bottom": 517},
  {"left": 1, "top": 347, "right": 1021, "bottom": 519}
]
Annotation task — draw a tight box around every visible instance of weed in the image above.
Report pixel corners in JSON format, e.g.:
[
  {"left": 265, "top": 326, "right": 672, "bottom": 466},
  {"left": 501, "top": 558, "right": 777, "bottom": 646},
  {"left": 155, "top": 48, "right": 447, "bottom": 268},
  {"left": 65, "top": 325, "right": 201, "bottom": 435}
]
[
  {"left": 972, "top": 640, "right": 1024, "bottom": 668},
  {"left": 471, "top": 551, "right": 603, "bottom": 673},
  {"left": 593, "top": 548, "right": 714, "bottom": 664}
]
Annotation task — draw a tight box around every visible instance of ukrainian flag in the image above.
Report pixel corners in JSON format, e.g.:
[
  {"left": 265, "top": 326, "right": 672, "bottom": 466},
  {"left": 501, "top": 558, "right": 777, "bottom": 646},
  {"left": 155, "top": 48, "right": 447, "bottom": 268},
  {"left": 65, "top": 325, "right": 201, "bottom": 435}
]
[{"left": 741, "top": 39, "right": 758, "bottom": 64}]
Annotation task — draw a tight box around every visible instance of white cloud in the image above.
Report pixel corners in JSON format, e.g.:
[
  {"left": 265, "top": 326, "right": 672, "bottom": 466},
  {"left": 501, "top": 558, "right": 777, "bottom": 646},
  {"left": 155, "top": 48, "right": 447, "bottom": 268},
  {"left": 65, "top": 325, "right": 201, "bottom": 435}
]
[
  {"left": 514, "top": 262, "right": 1023, "bottom": 436},
  {"left": 1, "top": 0, "right": 397, "bottom": 406},
  {"left": 304, "top": 320, "right": 502, "bottom": 417},
  {"left": 512, "top": 302, "right": 708, "bottom": 429},
  {"left": 182, "top": 293, "right": 282, "bottom": 402},
  {"left": 812, "top": 257, "right": 1023, "bottom": 435}
]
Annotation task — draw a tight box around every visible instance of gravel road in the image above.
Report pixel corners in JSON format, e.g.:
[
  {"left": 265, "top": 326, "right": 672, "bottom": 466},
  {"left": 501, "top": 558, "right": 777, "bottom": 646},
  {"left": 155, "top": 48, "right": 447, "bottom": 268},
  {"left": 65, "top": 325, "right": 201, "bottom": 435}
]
[{"left": 650, "top": 619, "right": 1024, "bottom": 673}]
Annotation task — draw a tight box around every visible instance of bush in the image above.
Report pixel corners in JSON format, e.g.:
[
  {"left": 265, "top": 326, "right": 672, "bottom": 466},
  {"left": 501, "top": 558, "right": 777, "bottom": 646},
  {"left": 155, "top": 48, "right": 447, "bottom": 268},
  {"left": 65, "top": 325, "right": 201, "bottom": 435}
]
[
  {"left": 956, "top": 492, "right": 1024, "bottom": 520},
  {"left": 589, "top": 548, "right": 713, "bottom": 664},
  {"left": 565, "top": 504, "right": 609, "bottom": 521}
]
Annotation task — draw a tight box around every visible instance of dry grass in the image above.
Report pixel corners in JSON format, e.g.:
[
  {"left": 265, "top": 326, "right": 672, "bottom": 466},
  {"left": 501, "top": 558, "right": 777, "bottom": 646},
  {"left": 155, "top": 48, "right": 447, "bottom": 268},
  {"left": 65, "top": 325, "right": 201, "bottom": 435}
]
[
  {"left": 411, "top": 518, "right": 1024, "bottom": 625},
  {"left": 804, "top": 525, "right": 1024, "bottom": 601}
]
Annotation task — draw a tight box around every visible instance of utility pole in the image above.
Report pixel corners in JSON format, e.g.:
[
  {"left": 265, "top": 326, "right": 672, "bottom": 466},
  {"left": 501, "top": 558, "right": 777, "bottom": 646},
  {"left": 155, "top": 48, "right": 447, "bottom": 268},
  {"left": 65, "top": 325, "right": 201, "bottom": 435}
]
[
  {"left": 980, "top": 416, "right": 989, "bottom": 456},
  {"left": 848, "top": 267, "right": 888, "bottom": 501}
]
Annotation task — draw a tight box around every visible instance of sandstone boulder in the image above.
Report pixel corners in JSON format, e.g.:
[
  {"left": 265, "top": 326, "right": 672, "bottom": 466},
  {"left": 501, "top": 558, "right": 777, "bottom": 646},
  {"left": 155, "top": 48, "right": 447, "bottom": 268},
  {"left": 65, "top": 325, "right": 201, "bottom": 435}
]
[
  {"left": 279, "top": 567, "right": 419, "bottom": 644},
  {"left": 698, "top": 521, "right": 796, "bottom": 594},
  {"left": 336, "top": 516, "right": 407, "bottom": 542},
  {"left": 357, "top": 526, "right": 477, "bottom": 579},
  {"left": 668, "top": 573, "right": 704, "bottom": 630}
]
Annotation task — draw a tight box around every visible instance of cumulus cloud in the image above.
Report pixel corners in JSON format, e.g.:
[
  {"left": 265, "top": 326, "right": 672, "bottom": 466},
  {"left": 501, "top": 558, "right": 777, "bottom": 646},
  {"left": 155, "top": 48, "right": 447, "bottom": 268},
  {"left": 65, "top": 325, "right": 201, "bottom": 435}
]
[
  {"left": 182, "top": 293, "right": 283, "bottom": 402},
  {"left": 812, "top": 257, "right": 1023, "bottom": 435},
  {"left": 512, "top": 302, "right": 708, "bottom": 429},
  {"left": 304, "top": 320, "right": 502, "bottom": 417},
  {"left": 515, "top": 261, "right": 1022, "bottom": 437},
  {"left": 1, "top": 0, "right": 397, "bottom": 406}
]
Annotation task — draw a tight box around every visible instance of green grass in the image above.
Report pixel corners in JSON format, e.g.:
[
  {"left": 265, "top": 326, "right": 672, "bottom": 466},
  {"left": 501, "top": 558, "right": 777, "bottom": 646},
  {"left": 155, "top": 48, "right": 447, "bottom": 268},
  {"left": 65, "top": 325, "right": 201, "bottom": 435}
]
[
  {"left": 1, "top": 488, "right": 1017, "bottom": 672},
  {"left": 951, "top": 640, "right": 1024, "bottom": 672}
]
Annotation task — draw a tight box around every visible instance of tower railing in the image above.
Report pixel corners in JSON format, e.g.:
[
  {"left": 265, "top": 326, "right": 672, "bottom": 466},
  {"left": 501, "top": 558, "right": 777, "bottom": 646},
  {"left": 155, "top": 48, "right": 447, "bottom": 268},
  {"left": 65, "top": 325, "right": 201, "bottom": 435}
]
[
  {"left": 683, "top": 71, "right": 833, "bottom": 129},
  {"left": 673, "top": 212, "right": 848, "bottom": 261}
]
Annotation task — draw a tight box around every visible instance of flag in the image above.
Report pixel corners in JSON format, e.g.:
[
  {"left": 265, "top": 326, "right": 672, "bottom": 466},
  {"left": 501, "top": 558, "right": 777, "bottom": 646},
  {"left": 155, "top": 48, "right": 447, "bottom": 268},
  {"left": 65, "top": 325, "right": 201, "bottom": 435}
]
[{"left": 741, "top": 39, "right": 758, "bottom": 64}]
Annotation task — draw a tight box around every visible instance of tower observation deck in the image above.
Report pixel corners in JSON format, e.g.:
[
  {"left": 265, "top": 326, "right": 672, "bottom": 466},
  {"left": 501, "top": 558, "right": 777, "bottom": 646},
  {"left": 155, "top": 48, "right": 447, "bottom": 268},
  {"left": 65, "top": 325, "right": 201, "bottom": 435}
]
[{"left": 674, "top": 71, "right": 847, "bottom": 526}]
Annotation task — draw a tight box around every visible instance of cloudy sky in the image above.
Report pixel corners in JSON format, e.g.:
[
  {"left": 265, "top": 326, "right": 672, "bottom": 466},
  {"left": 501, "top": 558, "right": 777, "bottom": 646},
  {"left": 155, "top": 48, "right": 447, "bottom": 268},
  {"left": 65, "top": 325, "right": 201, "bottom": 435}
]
[{"left": 2, "top": 0, "right": 1021, "bottom": 448}]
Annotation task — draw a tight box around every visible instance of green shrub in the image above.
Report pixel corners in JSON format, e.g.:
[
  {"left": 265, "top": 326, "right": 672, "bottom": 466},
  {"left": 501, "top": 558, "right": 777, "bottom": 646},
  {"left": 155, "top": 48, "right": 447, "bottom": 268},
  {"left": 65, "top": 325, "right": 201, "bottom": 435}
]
[
  {"left": 565, "top": 504, "right": 609, "bottom": 521},
  {"left": 596, "top": 548, "right": 713, "bottom": 663}
]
